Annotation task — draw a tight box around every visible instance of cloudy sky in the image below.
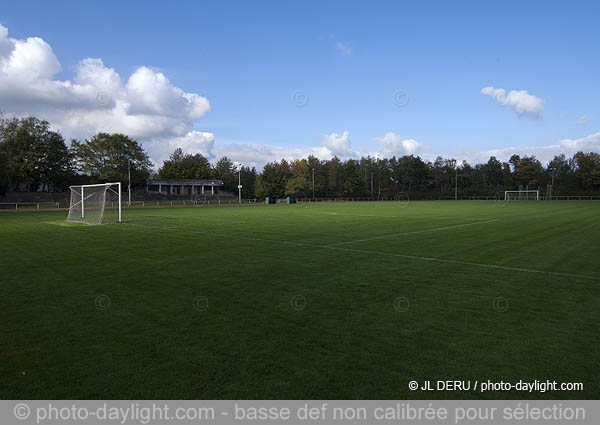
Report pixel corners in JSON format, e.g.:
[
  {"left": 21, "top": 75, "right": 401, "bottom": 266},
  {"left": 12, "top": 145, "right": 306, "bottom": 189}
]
[{"left": 0, "top": 1, "right": 599, "bottom": 169}]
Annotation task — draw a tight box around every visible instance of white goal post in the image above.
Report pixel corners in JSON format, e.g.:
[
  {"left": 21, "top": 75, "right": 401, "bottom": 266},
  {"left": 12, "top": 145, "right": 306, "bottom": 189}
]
[
  {"left": 504, "top": 190, "right": 539, "bottom": 201},
  {"left": 66, "top": 182, "right": 122, "bottom": 225}
]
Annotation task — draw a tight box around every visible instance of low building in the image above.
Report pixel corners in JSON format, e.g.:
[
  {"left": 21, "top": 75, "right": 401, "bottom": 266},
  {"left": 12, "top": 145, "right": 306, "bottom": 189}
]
[{"left": 146, "top": 179, "right": 224, "bottom": 196}]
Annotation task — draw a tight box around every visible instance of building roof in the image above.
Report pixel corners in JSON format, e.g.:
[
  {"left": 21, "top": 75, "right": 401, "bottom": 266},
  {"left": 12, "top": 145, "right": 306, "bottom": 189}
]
[{"left": 147, "top": 178, "right": 224, "bottom": 186}]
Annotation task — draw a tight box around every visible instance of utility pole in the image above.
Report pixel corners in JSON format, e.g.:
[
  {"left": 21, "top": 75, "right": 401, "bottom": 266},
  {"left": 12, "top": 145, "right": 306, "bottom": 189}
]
[
  {"left": 238, "top": 166, "right": 243, "bottom": 203},
  {"left": 128, "top": 159, "right": 132, "bottom": 207},
  {"left": 455, "top": 166, "right": 458, "bottom": 201},
  {"left": 548, "top": 167, "right": 556, "bottom": 201},
  {"left": 371, "top": 172, "right": 374, "bottom": 199},
  {"left": 312, "top": 168, "right": 315, "bottom": 199}
]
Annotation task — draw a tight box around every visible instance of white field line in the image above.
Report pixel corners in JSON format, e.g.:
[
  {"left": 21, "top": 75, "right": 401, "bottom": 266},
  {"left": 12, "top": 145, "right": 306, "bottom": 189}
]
[
  {"left": 173, "top": 216, "right": 248, "bottom": 224},
  {"left": 122, "top": 222, "right": 600, "bottom": 281},
  {"left": 314, "top": 211, "right": 488, "bottom": 220},
  {"left": 326, "top": 219, "right": 500, "bottom": 247}
]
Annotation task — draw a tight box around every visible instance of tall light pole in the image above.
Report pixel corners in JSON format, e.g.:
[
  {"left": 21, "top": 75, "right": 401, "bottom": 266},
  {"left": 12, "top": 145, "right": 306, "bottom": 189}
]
[
  {"left": 312, "top": 168, "right": 315, "bottom": 199},
  {"left": 128, "top": 159, "right": 132, "bottom": 207},
  {"left": 549, "top": 167, "right": 556, "bottom": 186},
  {"left": 548, "top": 167, "right": 556, "bottom": 201},
  {"left": 370, "top": 172, "right": 374, "bottom": 198},
  {"left": 237, "top": 166, "right": 242, "bottom": 203},
  {"left": 454, "top": 165, "right": 459, "bottom": 201}
]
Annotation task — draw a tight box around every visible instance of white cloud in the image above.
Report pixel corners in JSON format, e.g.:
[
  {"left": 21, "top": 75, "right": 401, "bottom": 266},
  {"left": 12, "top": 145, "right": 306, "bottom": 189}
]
[
  {"left": 125, "top": 67, "right": 209, "bottom": 119},
  {"left": 212, "top": 143, "right": 310, "bottom": 169},
  {"left": 318, "top": 130, "right": 358, "bottom": 159},
  {"left": 335, "top": 42, "right": 353, "bottom": 57},
  {"left": 481, "top": 86, "right": 545, "bottom": 118},
  {"left": 197, "top": 131, "right": 426, "bottom": 169},
  {"left": 205, "top": 131, "right": 359, "bottom": 169},
  {"left": 373, "top": 132, "right": 424, "bottom": 157},
  {"left": 210, "top": 130, "right": 599, "bottom": 170},
  {"left": 454, "top": 131, "right": 600, "bottom": 165},
  {"left": 0, "top": 25, "right": 14, "bottom": 58},
  {"left": 574, "top": 116, "right": 588, "bottom": 126},
  {"left": 168, "top": 131, "right": 215, "bottom": 157},
  {"left": 0, "top": 24, "right": 210, "bottom": 165},
  {"left": 557, "top": 131, "right": 600, "bottom": 152}
]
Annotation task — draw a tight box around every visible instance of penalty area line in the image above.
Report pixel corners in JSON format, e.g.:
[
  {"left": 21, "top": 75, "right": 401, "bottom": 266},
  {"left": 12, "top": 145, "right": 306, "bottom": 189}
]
[{"left": 121, "top": 222, "right": 600, "bottom": 281}]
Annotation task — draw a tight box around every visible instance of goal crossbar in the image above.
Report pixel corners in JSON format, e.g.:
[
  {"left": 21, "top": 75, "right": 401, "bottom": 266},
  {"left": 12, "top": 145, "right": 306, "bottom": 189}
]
[{"left": 73, "top": 182, "right": 122, "bottom": 188}]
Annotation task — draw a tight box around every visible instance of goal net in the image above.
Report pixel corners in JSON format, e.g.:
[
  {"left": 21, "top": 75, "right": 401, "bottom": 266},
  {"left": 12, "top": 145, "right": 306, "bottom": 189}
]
[
  {"left": 504, "top": 190, "right": 539, "bottom": 201},
  {"left": 66, "top": 183, "right": 122, "bottom": 225}
]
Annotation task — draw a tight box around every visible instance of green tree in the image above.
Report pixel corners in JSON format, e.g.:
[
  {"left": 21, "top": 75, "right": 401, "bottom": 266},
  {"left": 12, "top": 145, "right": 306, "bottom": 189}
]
[
  {"left": 285, "top": 159, "right": 311, "bottom": 196},
  {"left": 481, "top": 156, "right": 504, "bottom": 193},
  {"left": 239, "top": 166, "right": 257, "bottom": 199},
  {"left": 213, "top": 156, "right": 236, "bottom": 193},
  {"left": 502, "top": 161, "right": 513, "bottom": 189},
  {"left": 325, "top": 157, "right": 342, "bottom": 197},
  {"left": 255, "top": 162, "right": 286, "bottom": 198},
  {"left": 574, "top": 151, "right": 600, "bottom": 190},
  {"left": 341, "top": 159, "right": 362, "bottom": 196},
  {"left": 156, "top": 148, "right": 184, "bottom": 178},
  {"left": 547, "top": 154, "right": 576, "bottom": 194},
  {"left": 306, "top": 155, "right": 325, "bottom": 197},
  {"left": 359, "top": 156, "right": 377, "bottom": 196},
  {"left": 374, "top": 158, "right": 393, "bottom": 198},
  {"left": 72, "top": 133, "right": 152, "bottom": 186},
  {"left": 0, "top": 116, "right": 72, "bottom": 191},
  {"left": 0, "top": 145, "right": 8, "bottom": 195},
  {"left": 510, "top": 155, "right": 543, "bottom": 187},
  {"left": 157, "top": 148, "right": 211, "bottom": 180},
  {"left": 285, "top": 176, "right": 309, "bottom": 196},
  {"left": 395, "top": 155, "right": 429, "bottom": 194}
]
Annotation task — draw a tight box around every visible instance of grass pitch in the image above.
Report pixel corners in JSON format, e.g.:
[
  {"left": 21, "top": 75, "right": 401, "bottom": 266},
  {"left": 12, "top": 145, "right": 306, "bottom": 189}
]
[{"left": 1, "top": 200, "right": 599, "bottom": 399}]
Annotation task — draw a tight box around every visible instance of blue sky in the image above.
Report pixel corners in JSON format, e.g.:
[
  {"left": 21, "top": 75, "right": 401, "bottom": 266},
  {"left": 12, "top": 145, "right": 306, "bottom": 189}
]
[{"left": 1, "top": 0, "right": 599, "bottom": 167}]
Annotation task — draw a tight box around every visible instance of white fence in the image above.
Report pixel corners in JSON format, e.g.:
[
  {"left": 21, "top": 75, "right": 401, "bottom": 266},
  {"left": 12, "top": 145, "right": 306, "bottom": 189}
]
[
  {"left": 0, "top": 202, "right": 60, "bottom": 210},
  {"left": 551, "top": 196, "right": 600, "bottom": 200}
]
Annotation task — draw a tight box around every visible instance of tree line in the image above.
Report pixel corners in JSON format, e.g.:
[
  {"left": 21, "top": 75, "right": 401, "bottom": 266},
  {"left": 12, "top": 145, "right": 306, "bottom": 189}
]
[
  {"left": 1, "top": 115, "right": 599, "bottom": 198},
  {"left": 255, "top": 152, "right": 600, "bottom": 199},
  {"left": 0, "top": 116, "right": 153, "bottom": 194}
]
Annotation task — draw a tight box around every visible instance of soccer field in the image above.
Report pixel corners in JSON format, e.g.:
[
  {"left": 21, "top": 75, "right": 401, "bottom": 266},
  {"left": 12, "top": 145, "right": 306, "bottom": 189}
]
[{"left": 1, "top": 200, "right": 599, "bottom": 399}]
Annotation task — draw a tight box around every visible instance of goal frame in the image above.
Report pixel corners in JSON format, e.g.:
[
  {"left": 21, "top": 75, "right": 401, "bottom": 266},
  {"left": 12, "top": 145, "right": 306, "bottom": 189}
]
[
  {"left": 504, "top": 190, "right": 539, "bottom": 201},
  {"left": 69, "top": 182, "right": 122, "bottom": 223}
]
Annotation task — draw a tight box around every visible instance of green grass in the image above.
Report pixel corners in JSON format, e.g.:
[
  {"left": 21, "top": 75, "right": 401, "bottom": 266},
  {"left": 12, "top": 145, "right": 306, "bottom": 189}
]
[{"left": 1, "top": 200, "right": 599, "bottom": 399}]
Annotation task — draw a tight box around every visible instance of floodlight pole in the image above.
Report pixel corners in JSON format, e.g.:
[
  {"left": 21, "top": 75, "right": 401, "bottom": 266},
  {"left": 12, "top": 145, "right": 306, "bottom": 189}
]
[
  {"left": 238, "top": 167, "right": 242, "bottom": 203},
  {"left": 455, "top": 167, "right": 458, "bottom": 201},
  {"left": 371, "top": 172, "right": 374, "bottom": 199},
  {"left": 128, "top": 160, "right": 132, "bottom": 207},
  {"left": 312, "top": 168, "right": 315, "bottom": 199},
  {"left": 81, "top": 186, "right": 84, "bottom": 218}
]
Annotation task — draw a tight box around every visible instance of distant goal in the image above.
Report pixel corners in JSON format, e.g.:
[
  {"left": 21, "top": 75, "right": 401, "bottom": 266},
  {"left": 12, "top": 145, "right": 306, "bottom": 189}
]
[
  {"left": 504, "top": 190, "right": 539, "bottom": 201},
  {"left": 66, "top": 183, "right": 122, "bottom": 225}
]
